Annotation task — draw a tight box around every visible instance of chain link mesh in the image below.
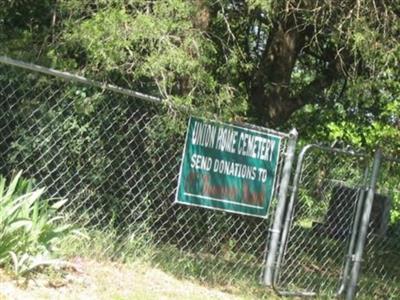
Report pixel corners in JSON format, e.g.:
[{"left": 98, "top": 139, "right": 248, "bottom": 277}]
[
  {"left": 0, "top": 61, "right": 289, "bottom": 288},
  {"left": 357, "top": 157, "right": 400, "bottom": 299},
  {"left": 2, "top": 59, "right": 399, "bottom": 298},
  {"left": 275, "top": 146, "right": 369, "bottom": 297}
]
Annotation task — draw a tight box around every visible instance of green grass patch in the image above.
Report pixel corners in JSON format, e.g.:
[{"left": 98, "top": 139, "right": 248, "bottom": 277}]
[{"left": 56, "top": 225, "right": 275, "bottom": 299}]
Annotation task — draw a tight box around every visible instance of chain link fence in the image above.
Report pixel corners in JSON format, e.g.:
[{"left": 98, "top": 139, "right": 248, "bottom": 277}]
[
  {"left": 274, "top": 145, "right": 369, "bottom": 297},
  {"left": 357, "top": 156, "right": 400, "bottom": 299},
  {"left": 1, "top": 57, "right": 399, "bottom": 298},
  {"left": 0, "top": 57, "right": 290, "bottom": 289},
  {"left": 274, "top": 145, "right": 400, "bottom": 299}
]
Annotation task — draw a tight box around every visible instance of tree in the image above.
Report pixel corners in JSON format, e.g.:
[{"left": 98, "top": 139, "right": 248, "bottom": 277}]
[{"left": 0, "top": 0, "right": 399, "bottom": 154}]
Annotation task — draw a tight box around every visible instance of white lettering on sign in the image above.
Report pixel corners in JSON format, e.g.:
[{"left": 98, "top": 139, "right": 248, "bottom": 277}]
[
  {"left": 237, "top": 132, "right": 276, "bottom": 162},
  {"left": 190, "top": 154, "right": 212, "bottom": 171},
  {"left": 192, "top": 121, "right": 217, "bottom": 148},
  {"left": 213, "top": 159, "right": 257, "bottom": 181},
  {"left": 191, "top": 120, "right": 277, "bottom": 162},
  {"left": 215, "top": 127, "right": 238, "bottom": 154}
]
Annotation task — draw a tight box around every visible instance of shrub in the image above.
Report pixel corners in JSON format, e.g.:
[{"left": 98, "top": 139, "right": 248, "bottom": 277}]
[{"left": 0, "top": 171, "right": 75, "bottom": 276}]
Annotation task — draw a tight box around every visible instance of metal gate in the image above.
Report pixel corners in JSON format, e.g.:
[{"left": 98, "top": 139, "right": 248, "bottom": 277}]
[
  {"left": 356, "top": 154, "right": 400, "bottom": 299},
  {"left": 272, "top": 144, "right": 371, "bottom": 297}
]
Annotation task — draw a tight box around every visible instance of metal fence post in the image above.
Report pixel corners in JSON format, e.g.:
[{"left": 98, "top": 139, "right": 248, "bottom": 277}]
[
  {"left": 345, "top": 149, "right": 382, "bottom": 300},
  {"left": 337, "top": 165, "right": 369, "bottom": 296},
  {"left": 273, "top": 145, "right": 312, "bottom": 290},
  {"left": 264, "top": 128, "right": 298, "bottom": 286}
]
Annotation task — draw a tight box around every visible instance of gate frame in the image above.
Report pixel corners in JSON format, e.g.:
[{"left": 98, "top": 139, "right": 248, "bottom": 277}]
[
  {"left": 344, "top": 149, "right": 382, "bottom": 299},
  {"left": 263, "top": 128, "right": 298, "bottom": 285},
  {"left": 267, "top": 144, "right": 378, "bottom": 299}
]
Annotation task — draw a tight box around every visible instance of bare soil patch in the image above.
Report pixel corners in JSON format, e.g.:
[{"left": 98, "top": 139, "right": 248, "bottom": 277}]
[{"left": 0, "top": 259, "right": 262, "bottom": 300}]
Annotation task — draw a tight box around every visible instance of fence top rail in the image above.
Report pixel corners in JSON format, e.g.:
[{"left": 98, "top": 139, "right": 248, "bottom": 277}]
[
  {"left": 383, "top": 155, "right": 400, "bottom": 164},
  {"left": 0, "top": 56, "right": 295, "bottom": 139},
  {"left": 300, "top": 144, "right": 368, "bottom": 159},
  {"left": 221, "top": 119, "right": 293, "bottom": 139},
  {"left": 0, "top": 55, "right": 162, "bottom": 104}
]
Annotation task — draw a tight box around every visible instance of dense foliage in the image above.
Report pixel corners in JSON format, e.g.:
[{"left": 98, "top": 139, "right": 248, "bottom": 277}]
[
  {"left": 0, "top": 3, "right": 399, "bottom": 292},
  {"left": 0, "top": 171, "right": 74, "bottom": 276},
  {"left": 0, "top": 0, "right": 399, "bottom": 154}
]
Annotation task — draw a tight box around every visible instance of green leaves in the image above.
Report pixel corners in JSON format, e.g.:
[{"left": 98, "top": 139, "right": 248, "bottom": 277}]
[
  {"left": 66, "top": 9, "right": 133, "bottom": 72},
  {"left": 55, "top": 1, "right": 246, "bottom": 118},
  {"left": 0, "top": 171, "right": 75, "bottom": 277}
]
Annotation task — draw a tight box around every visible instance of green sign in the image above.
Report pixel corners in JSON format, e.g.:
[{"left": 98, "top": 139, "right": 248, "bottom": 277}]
[{"left": 176, "top": 117, "right": 282, "bottom": 218}]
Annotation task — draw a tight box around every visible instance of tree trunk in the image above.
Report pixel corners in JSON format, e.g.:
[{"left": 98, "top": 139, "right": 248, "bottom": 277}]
[{"left": 250, "top": 15, "right": 336, "bottom": 127}]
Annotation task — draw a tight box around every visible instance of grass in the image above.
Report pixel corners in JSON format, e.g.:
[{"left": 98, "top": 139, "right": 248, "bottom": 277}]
[
  {"left": 3, "top": 217, "right": 397, "bottom": 300},
  {"left": 1, "top": 259, "right": 270, "bottom": 300},
  {"left": 55, "top": 225, "right": 276, "bottom": 299},
  {"left": 275, "top": 230, "right": 400, "bottom": 299},
  {"left": 151, "top": 245, "right": 271, "bottom": 299}
]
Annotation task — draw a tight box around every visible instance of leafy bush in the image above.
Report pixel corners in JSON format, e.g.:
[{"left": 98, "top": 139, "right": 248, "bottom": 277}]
[{"left": 0, "top": 171, "right": 75, "bottom": 276}]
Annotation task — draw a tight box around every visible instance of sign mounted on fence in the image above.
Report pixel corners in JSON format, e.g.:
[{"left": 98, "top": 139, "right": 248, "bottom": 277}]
[{"left": 176, "top": 117, "right": 282, "bottom": 218}]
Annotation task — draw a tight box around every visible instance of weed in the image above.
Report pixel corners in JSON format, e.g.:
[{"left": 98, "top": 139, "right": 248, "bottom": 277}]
[{"left": 0, "top": 171, "right": 78, "bottom": 278}]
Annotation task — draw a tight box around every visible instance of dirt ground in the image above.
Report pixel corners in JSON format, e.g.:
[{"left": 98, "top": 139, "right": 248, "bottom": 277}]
[{"left": 0, "top": 259, "right": 261, "bottom": 300}]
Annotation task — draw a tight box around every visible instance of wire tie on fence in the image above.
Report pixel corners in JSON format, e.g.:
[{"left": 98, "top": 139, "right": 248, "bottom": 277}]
[
  {"left": 268, "top": 229, "right": 280, "bottom": 234},
  {"left": 351, "top": 255, "right": 363, "bottom": 262}
]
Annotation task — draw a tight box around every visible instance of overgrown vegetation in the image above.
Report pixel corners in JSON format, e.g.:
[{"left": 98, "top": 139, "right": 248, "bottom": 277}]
[
  {"left": 0, "top": 1, "right": 399, "bottom": 298},
  {"left": 1, "top": 0, "right": 399, "bottom": 154},
  {"left": 55, "top": 225, "right": 272, "bottom": 299},
  {"left": 0, "top": 171, "right": 76, "bottom": 278}
]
